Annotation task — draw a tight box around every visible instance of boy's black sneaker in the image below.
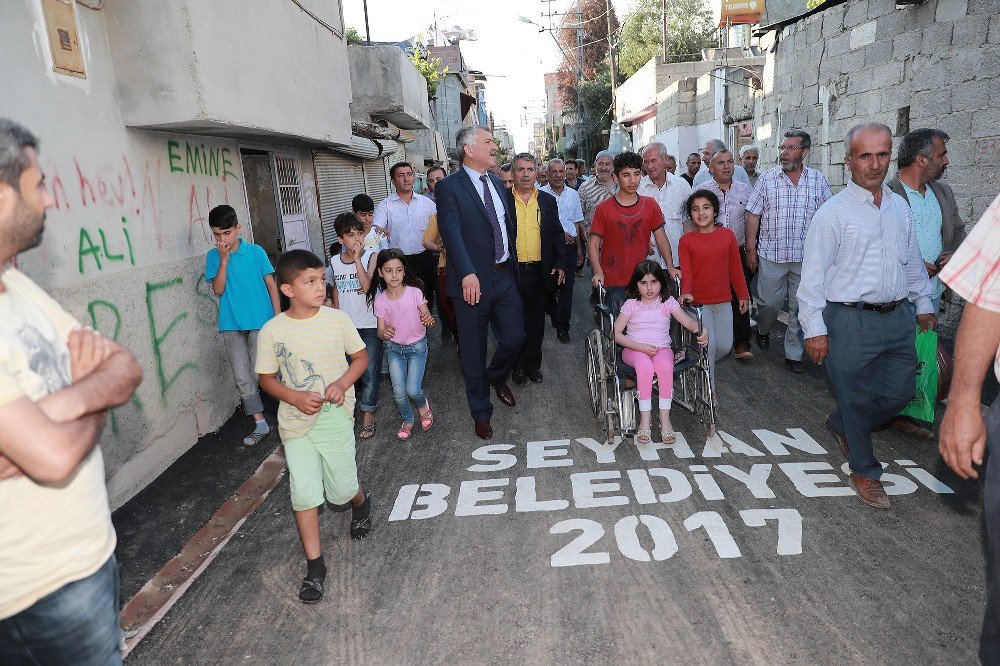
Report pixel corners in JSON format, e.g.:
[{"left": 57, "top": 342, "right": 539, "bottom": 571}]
[
  {"left": 350, "top": 492, "right": 374, "bottom": 540},
  {"left": 298, "top": 575, "right": 325, "bottom": 603}
]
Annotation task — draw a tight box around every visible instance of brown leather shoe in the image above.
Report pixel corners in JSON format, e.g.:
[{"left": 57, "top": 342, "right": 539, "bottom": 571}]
[
  {"left": 733, "top": 343, "right": 754, "bottom": 360},
  {"left": 474, "top": 419, "right": 493, "bottom": 439},
  {"left": 494, "top": 384, "right": 516, "bottom": 407},
  {"left": 825, "top": 413, "right": 849, "bottom": 458},
  {"left": 887, "top": 416, "right": 935, "bottom": 440},
  {"left": 848, "top": 474, "right": 891, "bottom": 509}
]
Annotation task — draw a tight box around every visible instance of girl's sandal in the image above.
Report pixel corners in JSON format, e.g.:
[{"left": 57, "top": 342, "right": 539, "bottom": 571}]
[
  {"left": 418, "top": 402, "right": 434, "bottom": 430},
  {"left": 662, "top": 430, "right": 677, "bottom": 444},
  {"left": 358, "top": 420, "right": 376, "bottom": 439},
  {"left": 396, "top": 423, "right": 414, "bottom": 440},
  {"left": 635, "top": 428, "right": 652, "bottom": 444}
]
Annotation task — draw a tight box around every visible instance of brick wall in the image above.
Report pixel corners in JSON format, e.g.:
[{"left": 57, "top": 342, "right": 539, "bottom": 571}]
[{"left": 755, "top": 0, "right": 1000, "bottom": 225}]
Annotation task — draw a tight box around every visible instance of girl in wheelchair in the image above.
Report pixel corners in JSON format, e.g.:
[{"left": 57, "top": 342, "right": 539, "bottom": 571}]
[{"left": 614, "top": 260, "right": 708, "bottom": 444}]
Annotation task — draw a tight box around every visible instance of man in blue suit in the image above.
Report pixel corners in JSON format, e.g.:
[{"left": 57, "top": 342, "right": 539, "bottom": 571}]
[{"left": 437, "top": 126, "right": 524, "bottom": 440}]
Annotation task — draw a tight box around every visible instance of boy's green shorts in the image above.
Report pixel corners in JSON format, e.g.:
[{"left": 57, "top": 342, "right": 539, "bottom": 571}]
[{"left": 284, "top": 403, "right": 360, "bottom": 511}]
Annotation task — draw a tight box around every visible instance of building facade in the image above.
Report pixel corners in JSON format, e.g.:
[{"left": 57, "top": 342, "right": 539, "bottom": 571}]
[{"left": 4, "top": 0, "right": 432, "bottom": 507}]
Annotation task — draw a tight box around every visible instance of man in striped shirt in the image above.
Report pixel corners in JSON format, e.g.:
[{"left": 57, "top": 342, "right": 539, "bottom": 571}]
[
  {"left": 746, "top": 129, "right": 833, "bottom": 373},
  {"left": 799, "top": 123, "right": 933, "bottom": 509},
  {"left": 939, "top": 191, "right": 1000, "bottom": 661}
]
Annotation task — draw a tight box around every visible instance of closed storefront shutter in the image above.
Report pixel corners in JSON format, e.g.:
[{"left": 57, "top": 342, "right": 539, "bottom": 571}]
[
  {"left": 314, "top": 151, "right": 365, "bottom": 256},
  {"left": 363, "top": 159, "right": 389, "bottom": 206}
]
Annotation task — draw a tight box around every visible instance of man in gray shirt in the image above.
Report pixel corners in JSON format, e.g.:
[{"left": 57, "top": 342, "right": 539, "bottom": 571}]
[{"left": 798, "top": 123, "right": 935, "bottom": 510}]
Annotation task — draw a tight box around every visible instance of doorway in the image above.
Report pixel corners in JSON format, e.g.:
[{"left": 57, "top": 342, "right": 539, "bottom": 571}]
[{"left": 240, "top": 149, "right": 284, "bottom": 266}]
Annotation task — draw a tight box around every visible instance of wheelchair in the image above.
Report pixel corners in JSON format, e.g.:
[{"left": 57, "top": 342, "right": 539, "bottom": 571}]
[{"left": 584, "top": 281, "right": 717, "bottom": 443}]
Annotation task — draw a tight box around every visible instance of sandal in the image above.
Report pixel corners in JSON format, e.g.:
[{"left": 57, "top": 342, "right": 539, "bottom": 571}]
[
  {"left": 662, "top": 430, "right": 677, "bottom": 444},
  {"left": 418, "top": 401, "right": 434, "bottom": 430},
  {"left": 358, "top": 419, "right": 376, "bottom": 439},
  {"left": 298, "top": 575, "right": 324, "bottom": 604},
  {"left": 396, "top": 422, "right": 414, "bottom": 440},
  {"left": 635, "top": 428, "right": 652, "bottom": 444}
]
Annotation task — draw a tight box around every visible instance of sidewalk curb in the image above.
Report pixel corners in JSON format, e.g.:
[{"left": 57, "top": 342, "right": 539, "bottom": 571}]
[{"left": 120, "top": 446, "right": 286, "bottom": 659}]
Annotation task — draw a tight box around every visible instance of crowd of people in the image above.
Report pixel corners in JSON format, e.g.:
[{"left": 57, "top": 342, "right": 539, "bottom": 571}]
[{"left": 2, "top": 112, "right": 1000, "bottom": 662}]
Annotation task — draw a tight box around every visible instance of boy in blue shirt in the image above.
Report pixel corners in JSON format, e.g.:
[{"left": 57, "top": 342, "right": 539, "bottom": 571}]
[{"left": 206, "top": 205, "right": 281, "bottom": 446}]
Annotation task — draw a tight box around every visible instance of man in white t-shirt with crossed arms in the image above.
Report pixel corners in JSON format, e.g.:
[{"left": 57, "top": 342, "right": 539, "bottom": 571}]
[{"left": 0, "top": 120, "right": 143, "bottom": 665}]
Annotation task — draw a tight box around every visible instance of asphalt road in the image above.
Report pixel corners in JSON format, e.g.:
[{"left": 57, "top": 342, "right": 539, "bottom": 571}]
[{"left": 125, "top": 287, "right": 987, "bottom": 665}]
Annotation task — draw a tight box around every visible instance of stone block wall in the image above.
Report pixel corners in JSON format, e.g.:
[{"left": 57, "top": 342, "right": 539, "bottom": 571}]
[{"left": 755, "top": 0, "right": 1000, "bottom": 224}]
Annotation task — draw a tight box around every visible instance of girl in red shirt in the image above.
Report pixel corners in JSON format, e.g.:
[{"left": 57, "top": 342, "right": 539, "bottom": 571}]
[{"left": 678, "top": 190, "right": 750, "bottom": 402}]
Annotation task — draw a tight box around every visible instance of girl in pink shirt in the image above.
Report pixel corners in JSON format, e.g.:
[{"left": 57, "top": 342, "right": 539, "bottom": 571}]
[
  {"left": 368, "top": 249, "right": 435, "bottom": 440},
  {"left": 614, "top": 261, "right": 707, "bottom": 444}
]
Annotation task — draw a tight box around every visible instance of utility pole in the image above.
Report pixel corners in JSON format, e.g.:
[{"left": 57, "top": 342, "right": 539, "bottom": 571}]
[
  {"left": 363, "top": 0, "right": 371, "bottom": 45},
  {"left": 662, "top": 0, "right": 669, "bottom": 61},
  {"left": 606, "top": 0, "right": 618, "bottom": 117},
  {"left": 576, "top": 0, "right": 587, "bottom": 165}
]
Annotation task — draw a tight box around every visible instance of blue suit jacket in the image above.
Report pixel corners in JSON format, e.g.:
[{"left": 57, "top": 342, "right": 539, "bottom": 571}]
[{"left": 436, "top": 168, "right": 518, "bottom": 299}]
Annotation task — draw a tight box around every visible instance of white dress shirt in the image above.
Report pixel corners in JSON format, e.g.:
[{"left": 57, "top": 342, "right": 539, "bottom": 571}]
[
  {"left": 798, "top": 179, "right": 934, "bottom": 338},
  {"left": 637, "top": 173, "right": 692, "bottom": 267},
  {"left": 539, "top": 184, "right": 584, "bottom": 237},
  {"left": 462, "top": 164, "right": 510, "bottom": 263},
  {"left": 372, "top": 190, "right": 437, "bottom": 256}
]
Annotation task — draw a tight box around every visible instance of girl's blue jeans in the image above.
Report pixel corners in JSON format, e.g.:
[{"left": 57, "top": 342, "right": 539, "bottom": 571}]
[{"left": 384, "top": 337, "right": 428, "bottom": 423}]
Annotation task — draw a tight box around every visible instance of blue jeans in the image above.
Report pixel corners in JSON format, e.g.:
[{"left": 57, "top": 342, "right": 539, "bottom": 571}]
[
  {"left": 385, "top": 337, "right": 428, "bottom": 423},
  {"left": 0, "top": 555, "right": 122, "bottom": 665},
  {"left": 356, "top": 327, "right": 382, "bottom": 413}
]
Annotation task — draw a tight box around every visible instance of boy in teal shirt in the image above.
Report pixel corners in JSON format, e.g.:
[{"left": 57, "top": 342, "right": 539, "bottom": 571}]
[{"left": 205, "top": 205, "right": 281, "bottom": 445}]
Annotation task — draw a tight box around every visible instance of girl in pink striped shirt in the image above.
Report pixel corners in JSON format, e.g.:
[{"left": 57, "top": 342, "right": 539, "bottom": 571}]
[{"left": 614, "top": 261, "right": 707, "bottom": 444}]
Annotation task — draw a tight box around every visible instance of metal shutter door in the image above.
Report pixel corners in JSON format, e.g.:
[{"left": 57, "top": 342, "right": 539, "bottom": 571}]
[
  {"left": 363, "top": 159, "right": 389, "bottom": 206},
  {"left": 314, "top": 151, "right": 365, "bottom": 257}
]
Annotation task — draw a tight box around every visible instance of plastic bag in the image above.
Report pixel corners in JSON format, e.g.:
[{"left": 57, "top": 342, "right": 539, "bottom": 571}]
[{"left": 899, "top": 327, "right": 939, "bottom": 423}]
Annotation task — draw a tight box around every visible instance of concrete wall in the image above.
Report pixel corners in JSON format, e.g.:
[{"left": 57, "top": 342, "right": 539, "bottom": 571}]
[
  {"left": 105, "top": 0, "right": 352, "bottom": 146},
  {"left": 651, "top": 74, "right": 724, "bottom": 161},
  {"left": 6, "top": 1, "right": 330, "bottom": 507},
  {"left": 348, "top": 45, "right": 430, "bottom": 130},
  {"left": 756, "top": 0, "right": 1000, "bottom": 222}
]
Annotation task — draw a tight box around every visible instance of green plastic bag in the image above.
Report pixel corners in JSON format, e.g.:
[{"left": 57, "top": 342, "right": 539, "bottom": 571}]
[{"left": 899, "top": 327, "right": 939, "bottom": 423}]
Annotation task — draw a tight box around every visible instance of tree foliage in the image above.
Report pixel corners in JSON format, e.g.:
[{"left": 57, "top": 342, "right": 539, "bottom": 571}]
[
  {"left": 346, "top": 26, "right": 362, "bottom": 42},
  {"left": 579, "top": 64, "right": 613, "bottom": 152},
  {"left": 409, "top": 44, "right": 448, "bottom": 100},
  {"left": 617, "top": 0, "right": 717, "bottom": 79},
  {"left": 554, "top": 0, "right": 618, "bottom": 109}
]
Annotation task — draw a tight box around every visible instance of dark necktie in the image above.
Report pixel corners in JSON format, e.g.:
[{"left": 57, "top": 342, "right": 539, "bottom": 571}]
[{"left": 480, "top": 174, "right": 504, "bottom": 262}]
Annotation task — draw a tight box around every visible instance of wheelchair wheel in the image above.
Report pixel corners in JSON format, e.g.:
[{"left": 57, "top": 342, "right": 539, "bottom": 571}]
[
  {"left": 605, "top": 375, "right": 622, "bottom": 443},
  {"left": 584, "top": 330, "right": 605, "bottom": 421}
]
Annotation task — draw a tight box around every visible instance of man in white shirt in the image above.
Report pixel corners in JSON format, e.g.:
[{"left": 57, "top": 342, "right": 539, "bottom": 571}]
[
  {"left": 373, "top": 162, "right": 439, "bottom": 313},
  {"left": 799, "top": 123, "right": 934, "bottom": 510},
  {"left": 637, "top": 142, "right": 689, "bottom": 279},
  {"left": 540, "top": 159, "right": 584, "bottom": 342},
  {"left": 0, "top": 119, "right": 143, "bottom": 665}
]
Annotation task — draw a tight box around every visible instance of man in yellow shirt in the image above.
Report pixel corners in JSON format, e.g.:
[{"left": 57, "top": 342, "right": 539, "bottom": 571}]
[
  {"left": 504, "top": 153, "right": 566, "bottom": 385},
  {"left": 0, "top": 120, "right": 143, "bottom": 664}
]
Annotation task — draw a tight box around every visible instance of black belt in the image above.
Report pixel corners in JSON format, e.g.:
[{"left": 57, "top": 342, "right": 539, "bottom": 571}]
[
  {"left": 833, "top": 299, "right": 904, "bottom": 313},
  {"left": 518, "top": 261, "right": 541, "bottom": 269},
  {"left": 494, "top": 259, "right": 509, "bottom": 272}
]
